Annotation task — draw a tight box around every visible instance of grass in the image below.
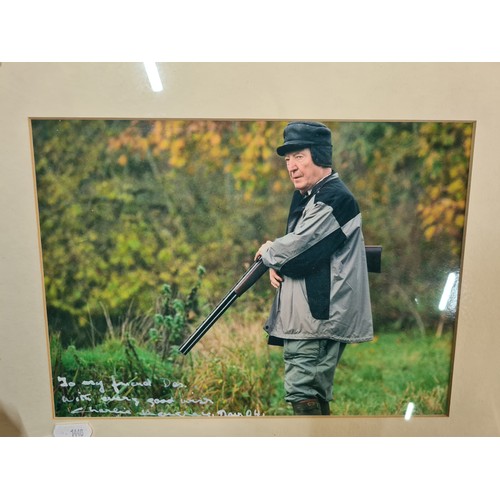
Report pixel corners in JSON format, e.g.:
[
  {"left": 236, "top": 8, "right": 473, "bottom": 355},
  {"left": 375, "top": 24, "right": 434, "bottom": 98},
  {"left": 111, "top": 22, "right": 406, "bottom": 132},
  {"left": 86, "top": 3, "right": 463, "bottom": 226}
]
[
  {"left": 50, "top": 312, "right": 454, "bottom": 418},
  {"left": 332, "top": 333, "right": 452, "bottom": 416}
]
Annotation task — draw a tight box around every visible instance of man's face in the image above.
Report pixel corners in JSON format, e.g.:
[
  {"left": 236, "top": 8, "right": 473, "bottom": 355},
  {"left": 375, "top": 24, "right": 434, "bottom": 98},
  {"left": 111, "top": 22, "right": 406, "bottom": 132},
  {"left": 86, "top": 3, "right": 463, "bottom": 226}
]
[{"left": 284, "top": 148, "right": 328, "bottom": 194}]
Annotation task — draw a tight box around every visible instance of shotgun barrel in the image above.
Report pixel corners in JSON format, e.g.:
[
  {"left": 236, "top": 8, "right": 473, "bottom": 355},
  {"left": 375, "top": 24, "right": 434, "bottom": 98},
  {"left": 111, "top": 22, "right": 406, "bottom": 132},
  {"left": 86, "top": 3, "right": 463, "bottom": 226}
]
[
  {"left": 179, "top": 245, "right": 382, "bottom": 355},
  {"left": 179, "top": 258, "right": 268, "bottom": 355}
]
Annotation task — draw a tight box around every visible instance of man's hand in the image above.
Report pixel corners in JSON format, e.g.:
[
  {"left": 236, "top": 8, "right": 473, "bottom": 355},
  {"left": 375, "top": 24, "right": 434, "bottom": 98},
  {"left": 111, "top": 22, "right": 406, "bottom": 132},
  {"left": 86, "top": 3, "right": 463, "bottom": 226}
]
[
  {"left": 269, "top": 268, "right": 284, "bottom": 289},
  {"left": 255, "top": 240, "right": 284, "bottom": 289},
  {"left": 254, "top": 240, "right": 273, "bottom": 261}
]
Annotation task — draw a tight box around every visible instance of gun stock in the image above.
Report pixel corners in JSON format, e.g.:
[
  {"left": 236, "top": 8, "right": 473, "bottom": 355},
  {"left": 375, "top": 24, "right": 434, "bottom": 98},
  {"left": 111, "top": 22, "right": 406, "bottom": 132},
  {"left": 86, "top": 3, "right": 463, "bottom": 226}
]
[{"left": 366, "top": 245, "right": 382, "bottom": 273}]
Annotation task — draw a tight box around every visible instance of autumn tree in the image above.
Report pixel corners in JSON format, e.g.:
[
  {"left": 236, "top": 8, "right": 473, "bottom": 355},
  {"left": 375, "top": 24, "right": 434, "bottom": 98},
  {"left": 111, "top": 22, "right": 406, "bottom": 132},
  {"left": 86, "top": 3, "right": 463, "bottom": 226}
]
[{"left": 32, "top": 119, "right": 472, "bottom": 345}]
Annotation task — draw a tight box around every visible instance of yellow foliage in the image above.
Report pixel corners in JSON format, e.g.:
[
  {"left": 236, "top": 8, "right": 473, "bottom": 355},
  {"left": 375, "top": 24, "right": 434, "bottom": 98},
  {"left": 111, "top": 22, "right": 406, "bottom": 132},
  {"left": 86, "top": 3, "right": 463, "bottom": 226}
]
[
  {"left": 424, "top": 150, "right": 439, "bottom": 169},
  {"left": 449, "top": 165, "right": 463, "bottom": 178},
  {"left": 237, "top": 168, "right": 254, "bottom": 182},
  {"left": 444, "top": 207, "right": 454, "bottom": 224},
  {"left": 424, "top": 226, "right": 437, "bottom": 240},
  {"left": 139, "top": 138, "right": 149, "bottom": 153},
  {"left": 464, "top": 134, "right": 472, "bottom": 157},
  {"left": 429, "top": 186, "right": 441, "bottom": 201},
  {"left": 356, "top": 178, "right": 367, "bottom": 191},
  {"left": 262, "top": 147, "right": 274, "bottom": 161},
  {"left": 422, "top": 213, "right": 435, "bottom": 228},
  {"left": 210, "top": 134, "right": 221, "bottom": 146},
  {"left": 117, "top": 154, "right": 128, "bottom": 167},
  {"left": 448, "top": 178, "right": 464, "bottom": 195},
  {"left": 272, "top": 180, "right": 283, "bottom": 193},
  {"left": 418, "top": 136, "right": 430, "bottom": 156}
]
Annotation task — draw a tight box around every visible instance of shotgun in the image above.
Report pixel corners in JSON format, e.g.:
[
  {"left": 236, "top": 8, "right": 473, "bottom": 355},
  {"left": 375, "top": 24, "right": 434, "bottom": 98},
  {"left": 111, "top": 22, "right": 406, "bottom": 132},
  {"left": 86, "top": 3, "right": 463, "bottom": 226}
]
[{"left": 179, "top": 245, "right": 382, "bottom": 355}]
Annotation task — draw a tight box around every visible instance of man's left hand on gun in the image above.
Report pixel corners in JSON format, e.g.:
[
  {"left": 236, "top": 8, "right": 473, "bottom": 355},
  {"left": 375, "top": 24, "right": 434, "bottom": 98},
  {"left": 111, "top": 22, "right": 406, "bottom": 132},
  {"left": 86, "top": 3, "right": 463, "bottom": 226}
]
[
  {"left": 254, "top": 240, "right": 273, "bottom": 261},
  {"left": 255, "top": 240, "right": 284, "bottom": 289}
]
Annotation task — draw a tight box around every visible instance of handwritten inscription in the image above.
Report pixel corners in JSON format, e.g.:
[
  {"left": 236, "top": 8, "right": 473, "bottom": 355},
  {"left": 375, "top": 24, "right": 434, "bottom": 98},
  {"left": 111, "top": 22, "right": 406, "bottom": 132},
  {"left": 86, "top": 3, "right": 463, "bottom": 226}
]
[{"left": 55, "top": 376, "right": 262, "bottom": 417}]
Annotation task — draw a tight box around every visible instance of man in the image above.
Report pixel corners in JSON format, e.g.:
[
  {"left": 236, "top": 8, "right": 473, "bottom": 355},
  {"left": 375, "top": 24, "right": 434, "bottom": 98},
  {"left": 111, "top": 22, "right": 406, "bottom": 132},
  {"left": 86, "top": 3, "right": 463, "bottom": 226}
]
[{"left": 255, "top": 121, "right": 373, "bottom": 416}]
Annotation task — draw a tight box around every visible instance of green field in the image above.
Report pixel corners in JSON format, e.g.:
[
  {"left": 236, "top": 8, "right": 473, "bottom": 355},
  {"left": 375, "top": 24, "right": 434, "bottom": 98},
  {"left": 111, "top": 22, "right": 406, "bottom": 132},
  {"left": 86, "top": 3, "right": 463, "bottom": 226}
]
[{"left": 51, "top": 314, "right": 453, "bottom": 418}]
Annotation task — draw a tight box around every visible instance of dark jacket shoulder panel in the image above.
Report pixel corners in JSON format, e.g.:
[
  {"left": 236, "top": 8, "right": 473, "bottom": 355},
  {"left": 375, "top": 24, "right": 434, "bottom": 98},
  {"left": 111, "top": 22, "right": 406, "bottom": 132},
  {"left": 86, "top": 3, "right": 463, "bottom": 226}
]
[{"left": 315, "top": 178, "right": 360, "bottom": 226}]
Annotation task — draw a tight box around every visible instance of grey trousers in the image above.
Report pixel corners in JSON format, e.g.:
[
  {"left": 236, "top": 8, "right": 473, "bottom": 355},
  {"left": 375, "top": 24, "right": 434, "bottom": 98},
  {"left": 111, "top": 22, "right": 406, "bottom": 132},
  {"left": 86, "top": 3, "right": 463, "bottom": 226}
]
[{"left": 283, "top": 338, "right": 346, "bottom": 403}]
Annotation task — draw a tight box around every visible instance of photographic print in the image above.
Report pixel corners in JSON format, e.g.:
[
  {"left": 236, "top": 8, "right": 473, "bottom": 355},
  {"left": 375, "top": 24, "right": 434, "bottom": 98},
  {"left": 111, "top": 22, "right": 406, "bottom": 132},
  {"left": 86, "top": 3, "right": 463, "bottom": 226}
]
[{"left": 31, "top": 118, "right": 473, "bottom": 418}]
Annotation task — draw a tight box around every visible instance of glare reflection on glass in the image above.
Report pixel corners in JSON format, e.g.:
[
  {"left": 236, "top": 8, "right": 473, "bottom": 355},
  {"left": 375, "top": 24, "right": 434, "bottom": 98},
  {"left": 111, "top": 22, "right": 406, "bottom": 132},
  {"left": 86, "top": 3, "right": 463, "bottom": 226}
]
[
  {"left": 439, "top": 272, "right": 457, "bottom": 312},
  {"left": 143, "top": 62, "right": 163, "bottom": 92},
  {"left": 404, "top": 402, "right": 415, "bottom": 420}
]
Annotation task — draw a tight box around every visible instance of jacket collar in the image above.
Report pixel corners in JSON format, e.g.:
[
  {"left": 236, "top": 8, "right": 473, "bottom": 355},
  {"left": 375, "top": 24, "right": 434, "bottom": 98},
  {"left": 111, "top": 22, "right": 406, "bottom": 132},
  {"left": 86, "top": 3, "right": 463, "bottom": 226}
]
[
  {"left": 287, "top": 173, "right": 338, "bottom": 232},
  {"left": 307, "top": 172, "right": 338, "bottom": 197}
]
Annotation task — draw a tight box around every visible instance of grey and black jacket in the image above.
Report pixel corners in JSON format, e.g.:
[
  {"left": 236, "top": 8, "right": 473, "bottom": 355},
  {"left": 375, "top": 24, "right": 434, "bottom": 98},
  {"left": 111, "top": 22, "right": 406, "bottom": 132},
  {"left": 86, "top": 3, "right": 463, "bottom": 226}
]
[{"left": 261, "top": 173, "right": 373, "bottom": 345}]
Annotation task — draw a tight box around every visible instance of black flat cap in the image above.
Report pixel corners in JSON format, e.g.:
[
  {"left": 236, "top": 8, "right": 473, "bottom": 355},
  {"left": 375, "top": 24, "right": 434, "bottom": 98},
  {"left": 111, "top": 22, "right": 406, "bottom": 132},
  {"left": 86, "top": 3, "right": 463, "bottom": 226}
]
[{"left": 276, "top": 121, "right": 332, "bottom": 156}]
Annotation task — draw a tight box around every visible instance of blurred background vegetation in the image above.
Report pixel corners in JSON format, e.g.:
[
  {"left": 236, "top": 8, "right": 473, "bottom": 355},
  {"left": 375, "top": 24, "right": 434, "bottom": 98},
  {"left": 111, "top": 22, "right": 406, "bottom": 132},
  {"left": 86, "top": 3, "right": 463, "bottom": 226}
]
[{"left": 32, "top": 119, "right": 472, "bottom": 417}]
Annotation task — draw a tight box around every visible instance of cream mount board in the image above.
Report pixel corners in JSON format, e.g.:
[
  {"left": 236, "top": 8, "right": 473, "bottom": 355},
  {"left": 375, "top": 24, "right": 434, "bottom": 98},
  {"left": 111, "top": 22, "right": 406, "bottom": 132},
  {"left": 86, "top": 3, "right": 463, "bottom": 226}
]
[{"left": 1, "top": 62, "right": 499, "bottom": 436}]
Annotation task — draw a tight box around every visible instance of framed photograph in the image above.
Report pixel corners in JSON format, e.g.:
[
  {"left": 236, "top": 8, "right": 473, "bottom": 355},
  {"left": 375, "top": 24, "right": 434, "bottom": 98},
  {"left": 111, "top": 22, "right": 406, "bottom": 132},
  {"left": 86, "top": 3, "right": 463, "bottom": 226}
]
[
  {"left": 31, "top": 118, "right": 472, "bottom": 421},
  {"left": 1, "top": 63, "right": 500, "bottom": 437}
]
